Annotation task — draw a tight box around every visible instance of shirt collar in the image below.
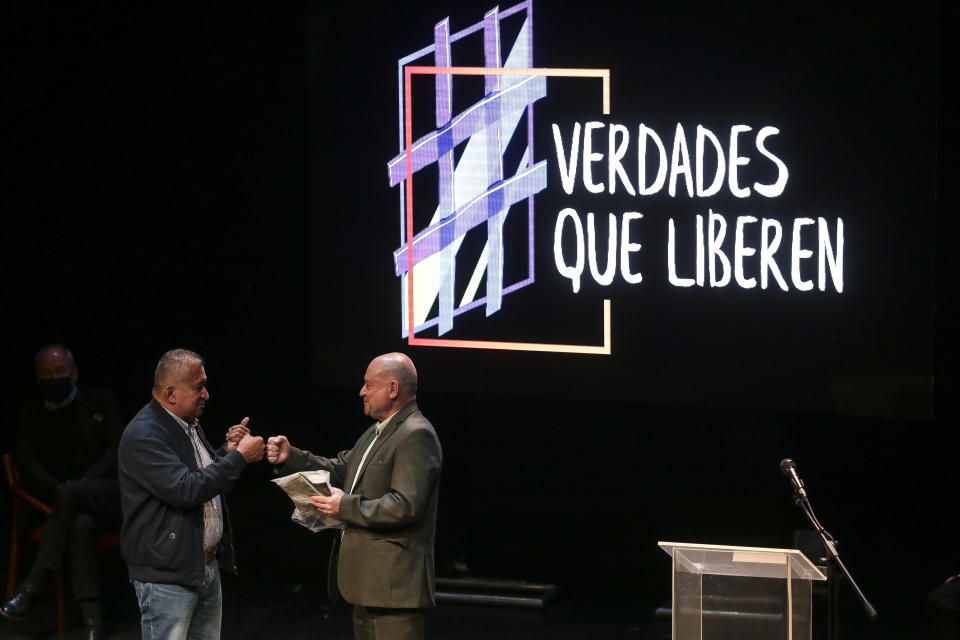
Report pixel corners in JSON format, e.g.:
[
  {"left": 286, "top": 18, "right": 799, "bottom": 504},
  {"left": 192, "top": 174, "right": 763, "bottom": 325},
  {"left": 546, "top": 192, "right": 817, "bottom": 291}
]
[
  {"left": 161, "top": 405, "right": 198, "bottom": 431},
  {"left": 375, "top": 408, "right": 401, "bottom": 436}
]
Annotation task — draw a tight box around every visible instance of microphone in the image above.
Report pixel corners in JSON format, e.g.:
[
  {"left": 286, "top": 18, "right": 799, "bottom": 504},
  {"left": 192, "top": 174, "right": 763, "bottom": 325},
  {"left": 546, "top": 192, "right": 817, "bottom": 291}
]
[{"left": 779, "top": 458, "right": 808, "bottom": 500}]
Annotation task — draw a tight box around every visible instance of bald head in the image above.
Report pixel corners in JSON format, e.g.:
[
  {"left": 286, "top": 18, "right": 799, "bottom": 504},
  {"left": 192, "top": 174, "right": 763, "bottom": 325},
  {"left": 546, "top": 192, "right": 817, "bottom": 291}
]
[
  {"left": 35, "top": 344, "right": 76, "bottom": 379},
  {"left": 35, "top": 344, "right": 79, "bottom": 403},
  {"left": 376, "top": 352, "right": 418, "bottom": 399},
  {"left": 359, "top": 352, "right": 418, "bottom": 421}
]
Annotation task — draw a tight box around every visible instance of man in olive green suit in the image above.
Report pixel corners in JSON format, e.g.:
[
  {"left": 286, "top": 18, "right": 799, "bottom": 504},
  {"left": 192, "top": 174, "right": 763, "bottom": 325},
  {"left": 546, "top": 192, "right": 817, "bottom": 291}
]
[{"left": 267, "top": 353, "right": 442, "bottom": 640}]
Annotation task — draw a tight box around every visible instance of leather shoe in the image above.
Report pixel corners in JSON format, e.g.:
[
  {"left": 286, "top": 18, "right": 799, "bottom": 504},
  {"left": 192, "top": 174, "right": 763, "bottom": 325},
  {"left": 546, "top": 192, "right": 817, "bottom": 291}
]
[{"left": 0, "top": 586, "right": 38, "bottom": 620}]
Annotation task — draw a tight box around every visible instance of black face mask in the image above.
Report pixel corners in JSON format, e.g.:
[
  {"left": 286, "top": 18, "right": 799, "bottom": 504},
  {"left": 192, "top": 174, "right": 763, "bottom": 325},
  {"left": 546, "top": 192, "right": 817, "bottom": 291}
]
[{"left": 39, "top": 377, "right": 75, "bottom": 403}]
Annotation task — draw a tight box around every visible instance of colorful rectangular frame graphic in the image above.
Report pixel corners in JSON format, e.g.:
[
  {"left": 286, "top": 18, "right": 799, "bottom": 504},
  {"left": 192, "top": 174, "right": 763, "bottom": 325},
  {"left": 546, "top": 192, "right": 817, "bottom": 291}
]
[{"left": 403, "top": 65, "right": 612, "bottom": 354}]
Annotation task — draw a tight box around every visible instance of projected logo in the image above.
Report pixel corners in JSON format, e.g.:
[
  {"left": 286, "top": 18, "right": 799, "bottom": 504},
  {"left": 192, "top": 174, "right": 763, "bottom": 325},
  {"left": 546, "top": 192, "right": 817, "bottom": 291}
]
[{"left": 386, "top": 1, "right": 611, "bottom": 354}]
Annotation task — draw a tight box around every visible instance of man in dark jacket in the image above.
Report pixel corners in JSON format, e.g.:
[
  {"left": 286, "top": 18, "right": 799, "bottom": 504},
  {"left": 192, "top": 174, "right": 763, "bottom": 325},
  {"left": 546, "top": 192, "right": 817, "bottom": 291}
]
[
  {"left": 118, "top": 348, "right": 263, "bottom": 640},
  {"left": 1, "top": 344, "right": 123, "bottom": 640}
]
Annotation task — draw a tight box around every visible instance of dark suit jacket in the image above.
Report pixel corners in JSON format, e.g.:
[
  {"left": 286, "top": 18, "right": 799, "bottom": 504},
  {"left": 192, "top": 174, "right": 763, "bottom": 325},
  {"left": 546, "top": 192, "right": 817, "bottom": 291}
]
[
  {"left": 281, "top": 401, "right": 442, "bottom": 609},
  {"left": 14, "top": 386, "right": 123, "bottom": 503}
]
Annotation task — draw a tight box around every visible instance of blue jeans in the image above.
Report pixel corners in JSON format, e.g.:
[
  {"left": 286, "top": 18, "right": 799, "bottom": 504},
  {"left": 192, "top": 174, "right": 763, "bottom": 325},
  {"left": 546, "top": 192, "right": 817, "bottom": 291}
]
[{"left": 133, "top": 560, "right": 222, "bottom": 640}]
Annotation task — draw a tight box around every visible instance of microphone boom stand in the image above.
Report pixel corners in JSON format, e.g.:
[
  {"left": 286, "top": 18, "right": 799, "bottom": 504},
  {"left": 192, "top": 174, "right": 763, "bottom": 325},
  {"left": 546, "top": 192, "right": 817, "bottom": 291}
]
[{"left": 791, "top": 487, "right": 878, "bottom": 640}]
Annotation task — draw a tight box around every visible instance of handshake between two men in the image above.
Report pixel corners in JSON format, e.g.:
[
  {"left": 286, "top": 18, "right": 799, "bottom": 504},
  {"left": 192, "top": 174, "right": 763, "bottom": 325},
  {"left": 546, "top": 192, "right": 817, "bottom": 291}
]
[
  {"left": 223, "top": 421, "right": 342, "bottom": 517},
  {"left": 119, "top": 349, "right": 444, "bottom": 640}
]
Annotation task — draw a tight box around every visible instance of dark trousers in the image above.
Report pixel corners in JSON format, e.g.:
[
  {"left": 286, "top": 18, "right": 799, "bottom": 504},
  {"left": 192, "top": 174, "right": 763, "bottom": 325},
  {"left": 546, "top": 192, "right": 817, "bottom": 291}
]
[
  {"left": 352, "top": 605, "right": 424, "bottom": 640},
  {"left": 928, "top": 578, "right": 960, "bottom": 640},
  {"left": 29, "top": 478, "right": 121, "bottom": 599}
]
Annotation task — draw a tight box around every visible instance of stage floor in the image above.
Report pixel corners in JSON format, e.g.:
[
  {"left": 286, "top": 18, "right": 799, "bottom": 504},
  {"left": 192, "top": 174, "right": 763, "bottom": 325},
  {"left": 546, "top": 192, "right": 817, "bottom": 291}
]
[
  {"left": 1, "top": 575, "right": 667, "bottom": 639},
  {"left": 0, "top": 567, "right": 917, "bottom": 640}
]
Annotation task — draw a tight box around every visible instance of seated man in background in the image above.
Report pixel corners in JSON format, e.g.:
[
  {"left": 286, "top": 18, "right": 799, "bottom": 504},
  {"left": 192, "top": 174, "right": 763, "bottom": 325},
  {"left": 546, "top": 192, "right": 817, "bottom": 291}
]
[{"left": 1, "top": 344, "right": 123, "bottom": 640}]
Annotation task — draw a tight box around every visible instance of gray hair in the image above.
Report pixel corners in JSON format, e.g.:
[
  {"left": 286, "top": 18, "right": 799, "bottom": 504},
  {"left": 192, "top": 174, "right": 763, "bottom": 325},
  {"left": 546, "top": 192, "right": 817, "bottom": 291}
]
[{"left": 154, "top": 348, "right": 204, "bottom": 390}]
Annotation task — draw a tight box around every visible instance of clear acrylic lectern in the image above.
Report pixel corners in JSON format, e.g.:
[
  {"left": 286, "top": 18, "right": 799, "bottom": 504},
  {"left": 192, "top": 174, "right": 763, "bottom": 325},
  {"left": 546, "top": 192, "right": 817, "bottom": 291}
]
[{"left": 659, "top": 541, "right": 826, "bottom": 640}]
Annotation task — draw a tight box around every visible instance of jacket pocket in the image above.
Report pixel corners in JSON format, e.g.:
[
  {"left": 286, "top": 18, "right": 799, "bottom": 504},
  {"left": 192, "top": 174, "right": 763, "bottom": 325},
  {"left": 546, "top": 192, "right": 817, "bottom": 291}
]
[
  {"left": 340, "top": 534, "right": 404, "bottom": 605},
  {"left": 148, "top": 514, "right": 185, "bottom": 570},
  {"left": 373, "top": 536, "right": 408, "bottom": 550}
]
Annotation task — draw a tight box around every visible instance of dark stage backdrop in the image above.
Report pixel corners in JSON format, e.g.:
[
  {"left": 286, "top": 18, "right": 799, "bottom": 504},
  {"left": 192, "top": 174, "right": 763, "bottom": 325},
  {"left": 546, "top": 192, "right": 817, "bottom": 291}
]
[
  {"left": 1, "top": 2, "right": 955, "bottom": 637},
  {"left": 308, "top": 0, "right": 938, "bottom": 420}
]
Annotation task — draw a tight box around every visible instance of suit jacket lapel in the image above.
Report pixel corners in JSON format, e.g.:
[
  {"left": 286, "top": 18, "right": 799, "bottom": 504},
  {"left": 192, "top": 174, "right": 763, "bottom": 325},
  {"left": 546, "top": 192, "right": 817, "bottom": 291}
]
[
  {"left": 75, "top": 389, "right": 91, "bottom": 429},
  {"left": 74, "top": 390, "right": 94, "bottom": 451},
  {"left": 345, "top": 424, "right": 380, "bottom": 491},
  {"left": 348, "top": 401, "right": 418, "bottom": 490}
]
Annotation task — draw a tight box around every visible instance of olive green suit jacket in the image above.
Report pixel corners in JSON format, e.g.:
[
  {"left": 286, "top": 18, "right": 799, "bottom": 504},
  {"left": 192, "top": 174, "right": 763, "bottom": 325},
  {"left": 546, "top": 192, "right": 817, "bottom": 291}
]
[{"left": 281, "top": 401, "right": 442, "bottom": 608}]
